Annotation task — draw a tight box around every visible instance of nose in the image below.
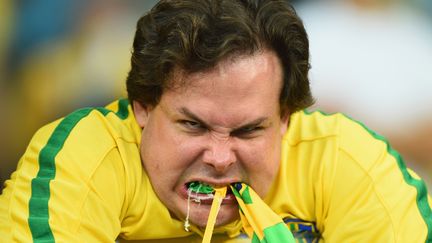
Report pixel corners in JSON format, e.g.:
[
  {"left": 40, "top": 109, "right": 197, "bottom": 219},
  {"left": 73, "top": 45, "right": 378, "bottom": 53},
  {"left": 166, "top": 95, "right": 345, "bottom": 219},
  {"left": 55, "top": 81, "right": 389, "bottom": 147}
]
[{"left": 202, "top": 135, "right": 236, "bottom": 173}]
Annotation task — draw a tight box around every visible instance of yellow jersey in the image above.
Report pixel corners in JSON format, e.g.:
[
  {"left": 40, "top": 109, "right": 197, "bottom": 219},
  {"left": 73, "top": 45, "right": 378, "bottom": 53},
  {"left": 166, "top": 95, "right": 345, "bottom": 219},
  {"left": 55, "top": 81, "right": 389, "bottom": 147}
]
[{"left": 0, "top": 99, "right": 430, "bottom": 242}]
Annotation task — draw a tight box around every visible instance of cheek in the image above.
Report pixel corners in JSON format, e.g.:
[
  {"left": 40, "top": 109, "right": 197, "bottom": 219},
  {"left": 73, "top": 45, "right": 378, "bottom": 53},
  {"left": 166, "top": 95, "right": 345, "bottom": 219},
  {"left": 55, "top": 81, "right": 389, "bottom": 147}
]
[
  {"left": 238, "top": 132, "right": 282, "bottom": 195},
  {"left": 140, "top": 120, "right": 204, "bottom": 174},
  {"left": 139, "top": 118, "right": 177, "bottom": 173},
  {"left": 242, "top": 132, "right": 281, "bottom": 168}
]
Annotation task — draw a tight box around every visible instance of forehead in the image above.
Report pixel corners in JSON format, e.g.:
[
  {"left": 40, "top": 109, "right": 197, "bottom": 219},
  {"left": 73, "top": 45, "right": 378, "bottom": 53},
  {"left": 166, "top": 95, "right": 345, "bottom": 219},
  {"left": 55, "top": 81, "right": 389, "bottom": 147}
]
[
  {"left": 158, "top": 50, "right": 284, "bottom": 126},
  {"left": 169, "top": 50, "right": 283, "bottom": 98}
]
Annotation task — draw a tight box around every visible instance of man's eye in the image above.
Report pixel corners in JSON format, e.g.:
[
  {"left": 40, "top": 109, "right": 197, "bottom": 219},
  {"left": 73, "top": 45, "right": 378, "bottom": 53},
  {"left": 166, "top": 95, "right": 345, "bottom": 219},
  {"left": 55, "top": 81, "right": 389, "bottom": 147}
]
[
  {"left": 244, "top": 126, "right": 263, "bottom": 132},
  {"left": 180, "top": 120, "right": 204, "bottom": 130},
  {"left": 232, "top": 126, "right": 264, "bottom": 137}
]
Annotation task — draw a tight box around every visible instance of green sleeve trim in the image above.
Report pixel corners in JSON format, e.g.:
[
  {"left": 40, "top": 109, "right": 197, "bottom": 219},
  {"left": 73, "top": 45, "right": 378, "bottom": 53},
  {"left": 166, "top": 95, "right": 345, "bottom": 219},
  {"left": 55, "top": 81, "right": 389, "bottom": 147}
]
[
  {"left": 28, "top": 99, "right": 130, "bottom": 242},
  {"left": 116, "top": 98, "right": 130, "bottom": 120},
  {"left": 28, "top": 108, "right": 93, "bottom": 242},
  {"left": 95, "top": 98, "right": 130, "bottom": 120},
  {"left": 303, "top": 110, "right": 432, "bottom": 241}
]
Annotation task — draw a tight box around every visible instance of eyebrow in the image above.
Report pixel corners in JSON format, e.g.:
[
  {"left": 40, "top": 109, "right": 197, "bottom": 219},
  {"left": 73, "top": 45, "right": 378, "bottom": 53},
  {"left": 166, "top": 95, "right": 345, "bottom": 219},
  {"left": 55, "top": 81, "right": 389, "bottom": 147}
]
[
  {"left": 179, "top": 107, "right": 210, "bottom": 128},
  {"left": 179, "top": 107, "right": 269, "bottom": 131}
]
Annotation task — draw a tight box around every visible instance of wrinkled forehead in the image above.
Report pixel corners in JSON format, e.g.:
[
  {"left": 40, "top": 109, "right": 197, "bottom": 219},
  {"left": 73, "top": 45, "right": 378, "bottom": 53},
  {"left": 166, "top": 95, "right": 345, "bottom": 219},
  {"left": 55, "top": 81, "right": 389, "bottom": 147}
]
[
  {"left": 165, "top": 49, "right": 283, "bottom": 95},
  {"left": 157, "top": 50, "right": 284, "bottom": 125}
]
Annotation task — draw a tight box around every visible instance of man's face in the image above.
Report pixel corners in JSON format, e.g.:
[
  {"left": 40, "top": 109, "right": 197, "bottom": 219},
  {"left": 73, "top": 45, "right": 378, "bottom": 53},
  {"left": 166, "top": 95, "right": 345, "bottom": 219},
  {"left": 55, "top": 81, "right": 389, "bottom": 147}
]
[{"left": 133, "top": 50, "right": 289, "bottom": 228}]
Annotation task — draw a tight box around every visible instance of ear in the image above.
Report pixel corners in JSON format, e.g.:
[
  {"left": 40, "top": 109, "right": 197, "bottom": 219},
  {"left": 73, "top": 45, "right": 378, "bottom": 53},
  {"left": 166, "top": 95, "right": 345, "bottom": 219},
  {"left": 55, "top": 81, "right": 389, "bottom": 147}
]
[
  {"left": 279, "top": 113, "right": 290, "bottom": 135},
  {"left": 133, "top": 101, "right": 152, "bottom": 128}
]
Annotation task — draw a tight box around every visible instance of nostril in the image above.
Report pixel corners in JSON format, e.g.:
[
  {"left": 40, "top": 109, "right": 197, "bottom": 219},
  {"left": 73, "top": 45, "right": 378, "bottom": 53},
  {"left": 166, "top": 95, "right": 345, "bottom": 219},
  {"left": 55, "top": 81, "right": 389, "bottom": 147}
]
[{"left": 202, "top": 147, "right": 236, "bottom": 172}]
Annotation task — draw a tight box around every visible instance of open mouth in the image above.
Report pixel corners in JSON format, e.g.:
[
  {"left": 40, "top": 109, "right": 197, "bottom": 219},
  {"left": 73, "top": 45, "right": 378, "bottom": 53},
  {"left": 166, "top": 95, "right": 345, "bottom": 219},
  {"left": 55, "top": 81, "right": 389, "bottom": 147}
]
[
  {"left": 188, "top": 181, "right": 215, "bottom": 194},
  {"left": 184, "top": 181, "right": 236, "bottom": 204},
  {"left": 183, "top": 181, "right": 239, "bottom": 232}
]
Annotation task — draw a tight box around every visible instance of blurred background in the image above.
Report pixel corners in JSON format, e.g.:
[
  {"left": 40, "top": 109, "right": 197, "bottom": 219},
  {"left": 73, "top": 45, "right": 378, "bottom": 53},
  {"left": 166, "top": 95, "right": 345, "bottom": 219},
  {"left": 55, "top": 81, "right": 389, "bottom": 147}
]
[{"left": 0, "top": 0, "right": 431, "bottom": 189}]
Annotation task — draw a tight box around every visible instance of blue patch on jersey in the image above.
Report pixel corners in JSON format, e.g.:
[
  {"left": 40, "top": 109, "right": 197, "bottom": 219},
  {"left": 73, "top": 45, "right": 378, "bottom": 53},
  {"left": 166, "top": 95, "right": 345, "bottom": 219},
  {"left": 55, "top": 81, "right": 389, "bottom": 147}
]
[{"left": 283, "top": 218, "right": 321, "bottom": 243}]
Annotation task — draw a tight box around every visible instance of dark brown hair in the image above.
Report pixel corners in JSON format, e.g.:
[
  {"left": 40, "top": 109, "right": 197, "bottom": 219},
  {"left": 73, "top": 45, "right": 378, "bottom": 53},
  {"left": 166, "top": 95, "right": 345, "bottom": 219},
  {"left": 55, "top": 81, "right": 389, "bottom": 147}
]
[{"left": 126, "top": 0, "right": 314, "bottom": 116}]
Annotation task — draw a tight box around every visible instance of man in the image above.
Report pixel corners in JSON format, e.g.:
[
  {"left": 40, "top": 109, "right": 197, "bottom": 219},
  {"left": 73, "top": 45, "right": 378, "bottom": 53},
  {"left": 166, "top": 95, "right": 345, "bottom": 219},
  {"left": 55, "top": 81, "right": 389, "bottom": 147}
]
[{"left": 1, "top": 0, "right": 431, "bottom": 242}]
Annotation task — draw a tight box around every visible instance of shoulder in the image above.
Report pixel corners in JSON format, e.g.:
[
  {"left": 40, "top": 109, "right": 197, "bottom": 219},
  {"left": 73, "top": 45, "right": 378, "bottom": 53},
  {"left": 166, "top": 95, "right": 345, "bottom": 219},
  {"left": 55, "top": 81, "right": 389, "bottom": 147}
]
[
  {"left": 283, "top": 110, "right": 432, "bottom": 241},
  {"left": 277, "top": 110, "right": 389, "bottom": 224},
  {"left": 38, "top": 99, "right": 139, "bottom": 147},
  {"left": 286, "top": 110, "right": 386, "bottom": 169},
  {"left": 287, "top": 109, "right": 375, "bottom": 142},
  {"left": 30, "top": 99, "right": 142, "bottom": 181}
]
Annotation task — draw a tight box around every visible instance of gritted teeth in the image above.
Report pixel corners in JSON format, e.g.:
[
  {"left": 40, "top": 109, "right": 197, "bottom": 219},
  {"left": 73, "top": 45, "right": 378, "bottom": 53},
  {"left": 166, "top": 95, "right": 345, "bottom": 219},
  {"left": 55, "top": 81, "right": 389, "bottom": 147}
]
[
  {"left": 186, "top": 181, "right": 212, "bottom": 188},
  {"left": 186, "top": 181, "right": 235, "bottom": 195},
  {"left": 187, "top": 181, "right": 214, "bottom": 194}
]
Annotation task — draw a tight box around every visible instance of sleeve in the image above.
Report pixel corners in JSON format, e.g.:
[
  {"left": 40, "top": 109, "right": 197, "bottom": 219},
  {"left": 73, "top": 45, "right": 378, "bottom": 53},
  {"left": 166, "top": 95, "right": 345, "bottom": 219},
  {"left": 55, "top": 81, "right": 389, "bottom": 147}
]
[
  {"left": 320, "top": 118, "right": 432, "bottom": 242},
  {"left": 0, "top": 112, "right": 128, "bottom": 242}
]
